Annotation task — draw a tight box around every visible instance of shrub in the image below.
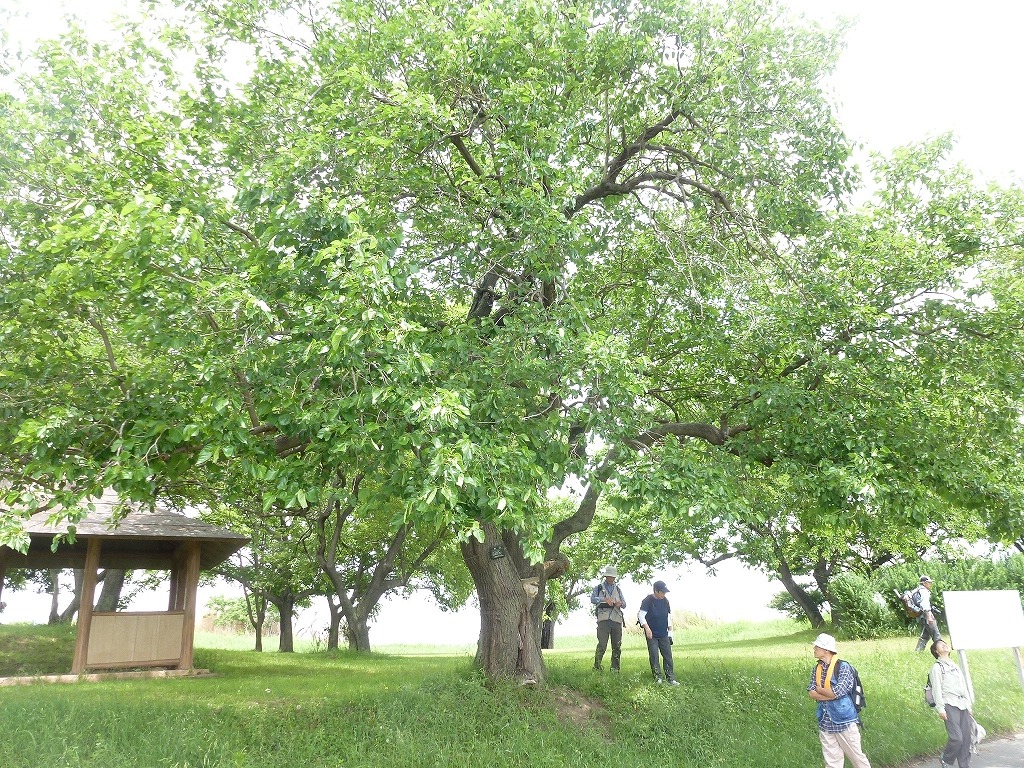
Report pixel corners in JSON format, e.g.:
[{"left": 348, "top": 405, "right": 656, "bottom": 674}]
[
  {"left": 871, "top": 552, "right": 1024, "bottom": 630},
  {"left": 768, "top": 586, "right": 823, "bottom": 624},
  {"left": 828, "top": 572, "right": 903, "bottom": 639}
]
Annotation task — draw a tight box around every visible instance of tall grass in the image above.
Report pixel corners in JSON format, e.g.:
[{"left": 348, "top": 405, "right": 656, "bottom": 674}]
[{"left": 1, "top": 620, "right": 1021, "bottom": 768}]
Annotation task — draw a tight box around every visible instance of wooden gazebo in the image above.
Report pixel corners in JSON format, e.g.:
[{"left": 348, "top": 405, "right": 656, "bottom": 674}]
[{"left": 0, "top": 498, "right": 248, "bottom": 674}]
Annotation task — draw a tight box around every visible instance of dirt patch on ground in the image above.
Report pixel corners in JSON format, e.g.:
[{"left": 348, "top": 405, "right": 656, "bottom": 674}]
[{"left": 548, "top": 686, "right": 611, "bottom": 736}]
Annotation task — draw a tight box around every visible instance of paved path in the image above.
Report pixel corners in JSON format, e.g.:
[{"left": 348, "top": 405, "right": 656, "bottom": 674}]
[
  {"left": 901, "top": 732, "right": 1024, "bottom": 767},
  {"left": 970, "top": 732, "right": 1024, "bottom": 768}
]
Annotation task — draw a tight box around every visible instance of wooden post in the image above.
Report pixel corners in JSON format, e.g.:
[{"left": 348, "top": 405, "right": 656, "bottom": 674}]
[
  {"left": 71, "top": 538, "right": 102, "bottom": 674},
  {"left": 177, "top": 541, "right": 201, "bottom": 670}
]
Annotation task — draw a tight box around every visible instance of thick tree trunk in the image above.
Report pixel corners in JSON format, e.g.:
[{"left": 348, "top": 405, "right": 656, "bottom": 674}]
[
  {"left": 276, "top": 594, "right": 296, "bottom": 652},
  {"left": 778, "top": 557, "right": 825, "bottom": 627},
  {"left": 347, "top": 616, "right": 371, "bottom": 652},
  {"left": 541, "top": 601, "right": 556, "bottom": 649},
  {"left": 94, "top": 569, "right": 126, "bottom": 612},
  {"left": 461, "top": 523, "right": 545, "bottom": 683}
]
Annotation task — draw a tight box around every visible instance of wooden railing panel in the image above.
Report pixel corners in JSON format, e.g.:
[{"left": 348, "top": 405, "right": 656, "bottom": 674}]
[{"left": 86, "top": 611, "right": 185, "bottom": 668}]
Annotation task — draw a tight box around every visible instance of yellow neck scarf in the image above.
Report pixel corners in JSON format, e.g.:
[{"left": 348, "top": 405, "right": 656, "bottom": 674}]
[{"left": 814, "top": 655, "right": 839, "bottom": 693}]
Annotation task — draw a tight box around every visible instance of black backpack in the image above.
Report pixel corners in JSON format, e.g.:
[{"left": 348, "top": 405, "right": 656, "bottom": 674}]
[{"left": 848, "top": 663, "right": 866, "bottom": 713}]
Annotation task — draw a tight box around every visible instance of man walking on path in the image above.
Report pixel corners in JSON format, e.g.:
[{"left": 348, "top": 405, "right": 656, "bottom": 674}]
[
  {"left": 590, "top": 565, "right": 626, "bottom": 672},
  {"left": 914, "top": 575, "right": 943, "bottom": 652},
  {"left": 807, "top": 633, "right": 871, "bottom": 768}
]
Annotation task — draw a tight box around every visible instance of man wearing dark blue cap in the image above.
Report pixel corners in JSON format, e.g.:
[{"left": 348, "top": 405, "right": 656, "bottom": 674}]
[{"left": 637, "top": 580, "right": 678, "bottom": 685}]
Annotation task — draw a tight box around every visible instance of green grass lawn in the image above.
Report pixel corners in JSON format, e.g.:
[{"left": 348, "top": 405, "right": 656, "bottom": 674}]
[{"left": 1, "top": 620, "right": 1021, "bottom": 767}]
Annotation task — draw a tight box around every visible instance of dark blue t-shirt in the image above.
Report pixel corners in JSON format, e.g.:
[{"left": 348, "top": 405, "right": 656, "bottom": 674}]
[{"left": 639, "top": 594, "right": 672, "bottom": 638}]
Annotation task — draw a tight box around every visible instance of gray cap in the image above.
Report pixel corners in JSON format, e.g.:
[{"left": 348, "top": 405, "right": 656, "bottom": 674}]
[
  {"left": 603, "top": 565, "right": 617, "bottom": 577},
  {"left": 920, "top": 575, "right": 933, "bottom": 584}
]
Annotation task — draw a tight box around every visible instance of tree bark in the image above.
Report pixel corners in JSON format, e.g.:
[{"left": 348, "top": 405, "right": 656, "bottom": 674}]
[
  {"left": 48, "top": 569, "right": 61, "bottom": 624},
  {"left": 778, "top": 556, "right": 824, "bottom": 627},
  {"left": 812, "top": 560, "right": 836, "bottom": 626},
  {"left": 541, "top": 600, "right": 556, "bottom": 649},
  {"left": 346, "top": 615, "right": 371, "bottom": 652},
  {"left": 461, "top": 522, "right": 545, "bottom": 683},
  {"left": 57, "top": 569, "right": 86, "bottom": 623},
  {"left": 326, "top": 595, "right": 342, "bottom": 650},
  {"left": 271, "top": 593, "right": 296, "bottom": 652},
  {"left": 94, "top": 569, "right": 126, "bottom": 612},
  {"left": 244, "top": 589, "right": 266, "bottom": 652}
]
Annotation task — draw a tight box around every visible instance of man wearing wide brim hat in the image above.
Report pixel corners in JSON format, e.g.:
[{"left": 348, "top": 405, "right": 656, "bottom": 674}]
[
  {"left": 590, "top": 565, "right": 626, "bottom": 671},
  {"left": 807, "top": 633, "right": 871, "bottom": 768}
]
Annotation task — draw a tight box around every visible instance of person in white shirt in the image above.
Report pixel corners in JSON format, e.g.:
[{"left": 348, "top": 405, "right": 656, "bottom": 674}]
[{"left": 929, "top": 639, "right": 975, "bottom": 768}]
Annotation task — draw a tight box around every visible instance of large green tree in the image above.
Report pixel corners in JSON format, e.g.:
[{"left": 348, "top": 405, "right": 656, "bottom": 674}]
[
  {"left": 202, "top": 497, "right": 324, "bottom": 651},
  {"left": 309, "top": 473, "right": 473, "bottom": 651},
  {"left": 3, "top": 0, "right": 1022, "bottom": 684},
  {"left": 579, "top": 141, "right": 1024, "bottom": 626}
]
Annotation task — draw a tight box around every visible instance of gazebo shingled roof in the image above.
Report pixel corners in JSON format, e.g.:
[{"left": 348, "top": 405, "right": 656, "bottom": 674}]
[{"left": 3, "top": 499, "right": 248, "bottom": 571}]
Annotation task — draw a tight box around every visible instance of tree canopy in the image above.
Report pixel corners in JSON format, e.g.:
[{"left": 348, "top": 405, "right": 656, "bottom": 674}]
[{"left": 2, "top": 0, "right": 1023, "bottom": 680}]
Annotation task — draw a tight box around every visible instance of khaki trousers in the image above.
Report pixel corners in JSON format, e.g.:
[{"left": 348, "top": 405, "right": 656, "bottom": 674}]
[{"left": 819, "top": 724, "right": 871, "bottom": 768}]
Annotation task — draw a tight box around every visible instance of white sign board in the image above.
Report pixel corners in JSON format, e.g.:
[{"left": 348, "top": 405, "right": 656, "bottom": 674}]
[{"left": 944, "top": 590, "right": 1024, "bottom": 650}]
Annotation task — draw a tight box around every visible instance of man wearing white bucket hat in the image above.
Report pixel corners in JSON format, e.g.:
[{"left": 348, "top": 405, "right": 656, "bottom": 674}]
[
  {"left": 807, "top": 633, "right": 871, "bottom": 768},
  {"left": 590, "top": 565, "right": 626, "bottom": 672}
]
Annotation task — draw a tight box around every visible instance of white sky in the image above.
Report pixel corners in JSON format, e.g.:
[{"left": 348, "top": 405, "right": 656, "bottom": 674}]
[
  {"left": 1, "top": 560, "right": 786, "bottom": 645},
  {"left": 3, "top": 0, "right": 1021, "bottom": 642},
  {"left": 6, "top": 0, "right": 1022, "bottom": 181},
  {"left": 787, "top": 0, "right": 1024, "bottom": 183}
]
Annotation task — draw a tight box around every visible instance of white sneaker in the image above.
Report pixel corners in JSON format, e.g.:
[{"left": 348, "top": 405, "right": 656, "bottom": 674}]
[{"left": 668, "top": 679, "right": 680, "bottom": 686}]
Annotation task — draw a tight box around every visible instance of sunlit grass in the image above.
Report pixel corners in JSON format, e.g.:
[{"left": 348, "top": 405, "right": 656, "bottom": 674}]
[
  {"left": 1, "top": 619, "right": 1021, "bottom": 768},
  {"left": 0, "top": 622, "right": 76, "bottom": 676}
]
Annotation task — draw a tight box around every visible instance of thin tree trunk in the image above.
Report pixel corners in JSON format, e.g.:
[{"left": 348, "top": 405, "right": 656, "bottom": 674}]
[
  {"left": 48, "top": 569, "right": 61, "bottom": 624},
  {"left": 244, "top": 590, "right": 266, "bottom": 652},
  {"left": 326, "top": 595, "right": 342, "bottom": 650},
  {"left": 812, "top": 560, "right": 837, "bottom": 626},
  {"left": 57, "top": 569, "right": 87, "bottom": 623}
]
